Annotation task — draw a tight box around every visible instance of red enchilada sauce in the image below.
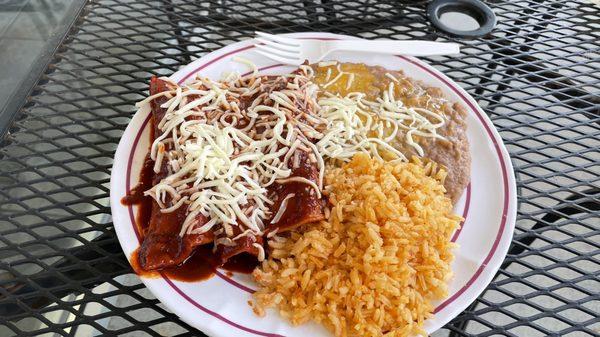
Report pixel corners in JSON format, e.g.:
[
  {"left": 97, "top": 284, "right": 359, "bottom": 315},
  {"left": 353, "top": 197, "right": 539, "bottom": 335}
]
[
  {"left": 120, "top": 75, "right": 323, "bottom": 281},
  {"left": 120, "top": 155, "right": 153, "bottom": 236},
  {"left": 122, "top": 156, "right": 258, "bottom": 281},
  {"left": 129, "top": 245, "right": 257, "bottom": 281}
]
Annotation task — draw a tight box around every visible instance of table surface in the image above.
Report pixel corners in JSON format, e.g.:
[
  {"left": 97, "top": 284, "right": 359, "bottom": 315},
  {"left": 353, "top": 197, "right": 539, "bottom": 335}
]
[{"left": 0, "top": 1, "right": 598, "bottom": 336}]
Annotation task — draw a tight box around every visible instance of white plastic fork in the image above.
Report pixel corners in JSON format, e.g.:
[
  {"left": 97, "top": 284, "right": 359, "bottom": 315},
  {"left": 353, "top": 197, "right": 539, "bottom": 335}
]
[{"left": 254, "top": 31, "right": 460, "bottom": 65}]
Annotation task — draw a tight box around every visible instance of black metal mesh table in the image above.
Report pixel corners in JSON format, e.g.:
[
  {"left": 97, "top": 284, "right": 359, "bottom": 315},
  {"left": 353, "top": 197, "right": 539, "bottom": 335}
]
[{"left": 1, "top": 1, "right": 598, "bottom": 336}]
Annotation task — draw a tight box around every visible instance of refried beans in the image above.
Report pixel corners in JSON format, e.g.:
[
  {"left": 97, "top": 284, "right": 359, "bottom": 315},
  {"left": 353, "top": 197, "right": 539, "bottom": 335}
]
[{"left": 312, "top": 62, "right": 471, "bottom": 203}]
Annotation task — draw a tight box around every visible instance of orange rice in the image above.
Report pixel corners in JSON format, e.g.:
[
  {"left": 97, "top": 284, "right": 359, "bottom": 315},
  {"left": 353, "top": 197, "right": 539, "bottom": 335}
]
[{"left": 251, "top": 153, "right": 462, "bottom": 337}]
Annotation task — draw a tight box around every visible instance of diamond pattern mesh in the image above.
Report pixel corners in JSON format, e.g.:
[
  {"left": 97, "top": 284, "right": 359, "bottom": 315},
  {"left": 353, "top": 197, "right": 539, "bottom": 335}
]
[{"left": 0, "top": 0, "right": 598, "bottom": 336}]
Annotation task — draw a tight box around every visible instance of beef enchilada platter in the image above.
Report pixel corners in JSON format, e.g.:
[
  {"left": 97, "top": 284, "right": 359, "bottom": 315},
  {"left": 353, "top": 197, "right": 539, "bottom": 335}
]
[{"left": 110, "top": 32, "right": 517, "bottom": 337}]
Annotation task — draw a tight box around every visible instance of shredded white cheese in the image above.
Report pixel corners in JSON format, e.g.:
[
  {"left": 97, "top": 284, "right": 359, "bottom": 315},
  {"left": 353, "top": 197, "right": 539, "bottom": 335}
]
[
  {"left": 139, "top": 65, "right": 326, "bottom": 246},
  {"left": 320, "top": 63, "right": 357, "bottom": 92},
  {"left": 253, "top": 243, "right": 265, "bottom": 261},
  {"left": 318, "top": 61, "right": 338, "bottom": 67},
  {"left": 385, "top": 72, "right": 399, "bottom": 83},
  {"left": 270, "top": 193, "right": 295, "bottom": 224},
  {"left": 315, "top": 81, "right": 446, "bottom": 161},
  {"left": 137, "top": 61, "right": 447, "bottom": 249}
]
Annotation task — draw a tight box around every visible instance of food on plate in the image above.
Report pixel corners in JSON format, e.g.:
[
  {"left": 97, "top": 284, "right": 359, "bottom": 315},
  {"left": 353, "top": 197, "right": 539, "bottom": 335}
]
[
  {"left": 251, "top": 154, "right": 461, "bottom": 337},
  {"left": 127, "top": 65, "right": 327, "bottom": 272},
  {"left": 311, "top": 62, "right": 470, "bottom": 203},
  {"left": 123, "top": 59, "right": 470, "bottom": 336}
]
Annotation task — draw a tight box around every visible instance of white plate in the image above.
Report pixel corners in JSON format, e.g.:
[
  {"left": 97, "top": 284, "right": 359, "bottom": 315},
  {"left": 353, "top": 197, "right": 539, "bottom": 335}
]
[{"left": 110, "top": 32, "right": 517, "bottom": 337}]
